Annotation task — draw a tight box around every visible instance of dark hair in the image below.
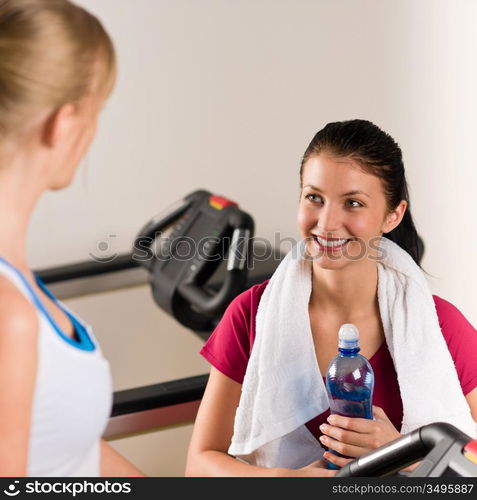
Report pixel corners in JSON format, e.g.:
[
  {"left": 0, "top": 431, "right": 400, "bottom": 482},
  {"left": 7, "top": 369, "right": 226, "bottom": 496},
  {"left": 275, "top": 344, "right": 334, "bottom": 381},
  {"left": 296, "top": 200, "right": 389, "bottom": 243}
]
[{"left": 300, "top": 119, "right": 423, "bottom": 265}]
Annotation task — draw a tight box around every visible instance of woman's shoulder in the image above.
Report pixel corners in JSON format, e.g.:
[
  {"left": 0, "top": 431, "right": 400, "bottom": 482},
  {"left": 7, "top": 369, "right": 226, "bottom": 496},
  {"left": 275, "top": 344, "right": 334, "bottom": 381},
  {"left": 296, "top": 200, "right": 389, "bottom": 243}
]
[
  {"left": 432, "top": 296, "right": 477, "bottom": 396},
  {"left": 432, "top": 295, "right": 476, "bottom": 353},
  {"left": 0, "top": 276, "right": 38, "bottom": 340},
  {"left": 229, "top": 279, "right": 269, "bottom": 313},
  {"left": 199, "top": 280, "right": 270, "bottom": 381},
  {"left": 215, "top": 279, "right": 270, "bottom": 337},
  {"left": 432, "top": 295, "right": 475, "bottom": 332}
]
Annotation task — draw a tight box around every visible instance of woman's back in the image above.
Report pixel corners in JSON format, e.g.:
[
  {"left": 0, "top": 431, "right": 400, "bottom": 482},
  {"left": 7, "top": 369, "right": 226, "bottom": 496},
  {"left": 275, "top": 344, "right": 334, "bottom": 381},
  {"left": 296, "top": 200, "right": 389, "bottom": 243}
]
[{"left": 0, "top": 259, "right": 112, "bottom": 476}]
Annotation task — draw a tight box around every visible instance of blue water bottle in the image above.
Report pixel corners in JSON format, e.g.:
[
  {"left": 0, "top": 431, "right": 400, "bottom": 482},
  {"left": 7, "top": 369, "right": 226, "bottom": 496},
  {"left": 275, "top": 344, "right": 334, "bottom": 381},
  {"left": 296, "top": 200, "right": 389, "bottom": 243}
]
[{"left": 324, "top": 323, "right": 375, "bottom": 469}]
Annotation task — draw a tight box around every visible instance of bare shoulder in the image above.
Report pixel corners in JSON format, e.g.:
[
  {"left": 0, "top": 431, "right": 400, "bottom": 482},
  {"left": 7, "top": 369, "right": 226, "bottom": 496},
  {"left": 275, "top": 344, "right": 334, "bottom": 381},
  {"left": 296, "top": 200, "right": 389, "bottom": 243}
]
[{"left": 0, "top": 276, "right": 38, "bottom": 340}]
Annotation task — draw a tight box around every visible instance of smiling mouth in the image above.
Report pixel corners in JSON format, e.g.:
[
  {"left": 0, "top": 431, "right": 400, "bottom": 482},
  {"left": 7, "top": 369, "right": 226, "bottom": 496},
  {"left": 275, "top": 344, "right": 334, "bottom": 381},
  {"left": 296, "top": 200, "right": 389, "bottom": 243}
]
[{"left": 313, "top": 235, "right": 352, "bottom": 249}]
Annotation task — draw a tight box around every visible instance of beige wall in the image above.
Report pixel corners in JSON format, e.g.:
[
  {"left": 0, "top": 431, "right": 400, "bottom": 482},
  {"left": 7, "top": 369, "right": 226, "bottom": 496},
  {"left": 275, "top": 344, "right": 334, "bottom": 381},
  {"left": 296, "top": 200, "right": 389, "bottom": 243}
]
[{"left": 27, "top": 0, "right": 476, "bottom": 476}]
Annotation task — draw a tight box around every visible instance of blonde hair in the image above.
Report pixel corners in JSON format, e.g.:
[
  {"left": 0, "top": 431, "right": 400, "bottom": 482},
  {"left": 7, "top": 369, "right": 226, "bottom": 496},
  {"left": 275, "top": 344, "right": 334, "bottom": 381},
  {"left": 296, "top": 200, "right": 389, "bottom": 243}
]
[{"left": 0, "top": 0, "right": 116, "bottom": 145}]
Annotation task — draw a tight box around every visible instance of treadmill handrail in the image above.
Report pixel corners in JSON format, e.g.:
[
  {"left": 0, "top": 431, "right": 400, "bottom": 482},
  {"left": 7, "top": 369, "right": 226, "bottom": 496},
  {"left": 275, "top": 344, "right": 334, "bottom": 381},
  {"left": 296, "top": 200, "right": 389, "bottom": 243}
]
[
  {"left": 35, "top": 253, "right": 139, "bottom": 284},
  {"left": 111, "top": 374, "right": 208, "bottom": 417},
  {"left": 336, "top": 422, "right": 472, "bottom": 477}
]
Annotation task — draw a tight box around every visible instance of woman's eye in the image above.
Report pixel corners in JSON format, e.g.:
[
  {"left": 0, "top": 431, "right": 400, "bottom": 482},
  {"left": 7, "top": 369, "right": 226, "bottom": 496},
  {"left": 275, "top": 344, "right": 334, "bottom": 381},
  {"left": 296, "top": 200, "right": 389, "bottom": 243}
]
[
  {"left": 346, "top": 199, "right": 363, "bottom": 208},
  {"left": 305, "top": 194, "right": 323, "bottom": 203}
]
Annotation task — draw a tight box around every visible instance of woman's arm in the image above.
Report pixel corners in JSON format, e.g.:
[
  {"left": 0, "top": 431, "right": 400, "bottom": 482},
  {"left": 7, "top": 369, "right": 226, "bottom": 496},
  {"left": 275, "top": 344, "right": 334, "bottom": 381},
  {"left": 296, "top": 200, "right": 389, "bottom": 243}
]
[
  {"left": 185, "top": 367, "right": 335, "bottom": 477},
  {"left": 465, "top": 387, "right": 477, "bottom": 423},
  {"left": 0, "top": 281, "right": 39, "bottom": 477},
  {"left": 99, "top": 440, "right": 146, "bottom": 477}
]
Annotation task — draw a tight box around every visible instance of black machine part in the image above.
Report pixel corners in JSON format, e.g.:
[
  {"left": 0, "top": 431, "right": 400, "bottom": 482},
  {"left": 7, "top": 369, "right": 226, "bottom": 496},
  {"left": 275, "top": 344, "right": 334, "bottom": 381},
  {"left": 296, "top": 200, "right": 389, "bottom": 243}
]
[
  {"left": 133, "top": 190, "right": 254, "bottom": 332},
  {"left": 336, "top": 422, "right": 477, "bottom": 477}
]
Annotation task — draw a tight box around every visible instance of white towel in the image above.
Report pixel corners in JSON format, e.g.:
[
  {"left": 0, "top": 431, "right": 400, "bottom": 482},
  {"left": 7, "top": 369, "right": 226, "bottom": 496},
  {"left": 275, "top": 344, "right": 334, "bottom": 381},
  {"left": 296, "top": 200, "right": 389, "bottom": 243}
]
[{"left": 228, "top": 238, "right": 476, "bottom": 468}]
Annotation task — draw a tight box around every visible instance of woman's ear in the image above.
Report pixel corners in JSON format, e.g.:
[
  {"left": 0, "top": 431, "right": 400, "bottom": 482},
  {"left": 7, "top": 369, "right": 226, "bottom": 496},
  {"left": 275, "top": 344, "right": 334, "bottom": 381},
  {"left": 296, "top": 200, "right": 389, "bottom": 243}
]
[
  {"left": 41, "top": 103, "right": 76, "bottom": 148},
  {"left": 382, "top": 200, "right": 407, "bottom": 234}
]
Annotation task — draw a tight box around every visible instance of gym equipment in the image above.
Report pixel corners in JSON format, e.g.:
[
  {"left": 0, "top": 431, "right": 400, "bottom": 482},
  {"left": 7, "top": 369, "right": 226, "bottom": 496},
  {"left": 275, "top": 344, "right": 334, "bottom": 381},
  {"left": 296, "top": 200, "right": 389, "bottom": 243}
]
[
  {"left": 336, "top": 422, "right": 477, "bottom": 477},
  {"left": 134, "top": 190, "right": 254, "bottom": 332}
]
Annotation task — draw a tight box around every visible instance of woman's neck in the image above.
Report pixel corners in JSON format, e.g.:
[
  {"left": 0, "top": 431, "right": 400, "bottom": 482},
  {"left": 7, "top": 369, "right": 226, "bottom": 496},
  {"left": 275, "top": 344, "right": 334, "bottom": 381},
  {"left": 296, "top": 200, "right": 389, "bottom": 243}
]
[
  {"left": 0, "top": 163, "right": 44, "bottom": 272},
  {"left": 310, "top": 259, "right": 379, "bottom": 321}
]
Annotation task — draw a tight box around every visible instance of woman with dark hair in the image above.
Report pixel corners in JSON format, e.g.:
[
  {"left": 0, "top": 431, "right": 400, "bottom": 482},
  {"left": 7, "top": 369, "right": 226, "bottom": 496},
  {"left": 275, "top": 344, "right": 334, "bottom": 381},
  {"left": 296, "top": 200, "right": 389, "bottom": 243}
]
[{"left": 185, "top": 119, "right": 477, "bottom": 477}]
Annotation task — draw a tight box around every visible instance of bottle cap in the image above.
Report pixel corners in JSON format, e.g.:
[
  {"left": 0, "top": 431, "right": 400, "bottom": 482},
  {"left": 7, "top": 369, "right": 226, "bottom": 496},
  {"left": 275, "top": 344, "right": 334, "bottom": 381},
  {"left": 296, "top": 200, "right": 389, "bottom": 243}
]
[{"left": 338, "top": 323, "right": 360, "bottom": 349}]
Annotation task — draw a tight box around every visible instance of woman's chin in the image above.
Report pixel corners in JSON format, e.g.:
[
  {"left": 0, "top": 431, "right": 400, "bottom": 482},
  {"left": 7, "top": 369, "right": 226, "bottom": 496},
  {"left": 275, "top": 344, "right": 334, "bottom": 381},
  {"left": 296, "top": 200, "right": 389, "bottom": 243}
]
[
  {"left": 304, "top": 245, "right": 353, "bottom": 271},
  {"left": 313, "top": 256, "right": 350, "bottom": 271}
]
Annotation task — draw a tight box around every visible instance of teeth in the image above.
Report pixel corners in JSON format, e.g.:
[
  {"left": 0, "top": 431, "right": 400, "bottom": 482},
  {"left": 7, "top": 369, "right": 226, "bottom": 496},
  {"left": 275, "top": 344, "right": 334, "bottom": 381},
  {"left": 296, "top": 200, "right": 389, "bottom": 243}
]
[{"left": 315, "top": 236, "right": 349, "bottom": 247}]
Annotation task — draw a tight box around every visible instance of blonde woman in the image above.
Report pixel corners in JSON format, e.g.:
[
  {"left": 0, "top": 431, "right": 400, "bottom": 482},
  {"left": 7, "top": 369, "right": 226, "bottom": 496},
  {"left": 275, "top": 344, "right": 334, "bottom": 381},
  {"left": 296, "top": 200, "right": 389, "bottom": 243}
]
[{"left": 0, "top": 0, "right": 144, "bottom": 476}]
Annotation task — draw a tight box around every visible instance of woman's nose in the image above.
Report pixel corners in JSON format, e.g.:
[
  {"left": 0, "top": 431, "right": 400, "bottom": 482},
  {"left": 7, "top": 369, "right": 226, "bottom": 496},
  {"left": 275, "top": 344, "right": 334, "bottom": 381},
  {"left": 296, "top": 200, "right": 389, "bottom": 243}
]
[{"left": 317, "top": 204, "right": 341, "bottom": 233}]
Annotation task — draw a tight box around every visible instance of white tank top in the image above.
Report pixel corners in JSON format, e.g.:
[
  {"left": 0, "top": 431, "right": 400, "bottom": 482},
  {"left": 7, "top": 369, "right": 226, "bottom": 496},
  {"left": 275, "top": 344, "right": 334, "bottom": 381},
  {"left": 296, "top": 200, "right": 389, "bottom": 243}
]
[{"left": 0, "top": 258, "right": 113, "bottom": 477}]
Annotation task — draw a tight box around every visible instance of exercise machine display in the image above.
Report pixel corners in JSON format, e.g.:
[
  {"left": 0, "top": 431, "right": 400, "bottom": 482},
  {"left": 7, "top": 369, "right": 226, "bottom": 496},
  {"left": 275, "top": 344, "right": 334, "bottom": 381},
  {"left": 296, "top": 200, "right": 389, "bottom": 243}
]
[{"left": 134, "top": 190, "right": 254, "bottom": 332}]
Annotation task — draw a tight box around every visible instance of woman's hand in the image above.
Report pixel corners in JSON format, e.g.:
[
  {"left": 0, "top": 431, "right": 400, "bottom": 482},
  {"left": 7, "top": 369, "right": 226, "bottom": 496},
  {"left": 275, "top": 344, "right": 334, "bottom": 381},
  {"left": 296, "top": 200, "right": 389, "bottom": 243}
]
[
  {"left": 322, "top": 452, "right": 353, "bottom": 469},
  {"left": 322, "top": 450, "right": 422, "bottom": 473},
  {"left": 279, "top": 459, "right": 337, "bottom": 477},
  {"left": 318, "top": 406, "right": 401, "bottom": 461}
]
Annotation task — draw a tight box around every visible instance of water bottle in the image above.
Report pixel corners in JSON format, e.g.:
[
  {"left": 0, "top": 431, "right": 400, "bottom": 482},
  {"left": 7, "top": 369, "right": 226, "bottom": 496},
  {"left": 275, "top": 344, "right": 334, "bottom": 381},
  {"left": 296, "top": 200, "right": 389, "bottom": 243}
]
[{"left": 324, "top": 323, "right": 375, "bottom": 469}]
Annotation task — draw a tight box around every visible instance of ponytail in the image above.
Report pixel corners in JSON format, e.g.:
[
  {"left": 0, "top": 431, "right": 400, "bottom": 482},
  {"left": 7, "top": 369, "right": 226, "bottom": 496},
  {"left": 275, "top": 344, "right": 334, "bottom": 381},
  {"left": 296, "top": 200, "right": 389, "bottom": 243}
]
[{"left": 0, "top": 0, "right": 116, "bottom": 145}]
